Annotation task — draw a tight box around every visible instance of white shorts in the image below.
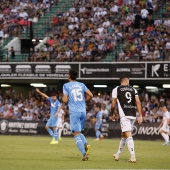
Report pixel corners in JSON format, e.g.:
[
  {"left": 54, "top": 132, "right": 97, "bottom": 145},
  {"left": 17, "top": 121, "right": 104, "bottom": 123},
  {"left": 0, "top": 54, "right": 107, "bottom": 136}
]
[
  {"left": 120, "top": 117, "right": 136, "bottom": 132},
  {"left": 57, "top": 119, "right": 63, "bottom": 128},
  {"left": 160, "top": 125, "right": 169, "bottom": 133}
]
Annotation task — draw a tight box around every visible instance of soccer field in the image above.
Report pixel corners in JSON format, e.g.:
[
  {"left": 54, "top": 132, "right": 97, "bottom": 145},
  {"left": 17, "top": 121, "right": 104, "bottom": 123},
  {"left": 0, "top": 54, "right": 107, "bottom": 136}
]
[{"left": 0, "top": 136, "right": 169, "bottom": 170}]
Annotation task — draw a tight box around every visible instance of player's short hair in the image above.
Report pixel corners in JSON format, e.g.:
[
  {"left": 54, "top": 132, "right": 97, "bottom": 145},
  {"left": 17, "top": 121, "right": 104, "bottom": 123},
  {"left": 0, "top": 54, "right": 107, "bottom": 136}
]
[
  {"left": 120, "top": 75, "right": 129, "bottom": 83},
  {"left": 96, "top": 103, "right": 101, "bottom": 108},
  {"left": 69, "top": 69, "right": 78, "bottom": 80},
  {"left": 51, "top": 92, "right": 57, "bottom": 97}
]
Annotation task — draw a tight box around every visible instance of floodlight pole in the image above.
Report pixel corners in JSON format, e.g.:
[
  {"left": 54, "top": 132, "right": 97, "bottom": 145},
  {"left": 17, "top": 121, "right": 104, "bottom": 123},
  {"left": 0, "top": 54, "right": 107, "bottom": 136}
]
[{"left": 29, "top": 21, "right": 34, "bottom": 48}]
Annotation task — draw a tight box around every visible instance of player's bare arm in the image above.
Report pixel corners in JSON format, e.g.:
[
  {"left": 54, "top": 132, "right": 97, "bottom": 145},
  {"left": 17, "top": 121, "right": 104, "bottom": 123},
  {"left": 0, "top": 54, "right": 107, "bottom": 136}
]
[
  {"left": 35, "top": 88, "right": 49, "bottom": 99},
  {"left": 135, "top": 96, "right": 143, "bottom": 125},
  {"left": 111, "top": 98, "right": 117, "bottom": 116},
  {"left": 85, "top": 89, "right": 93, "bottom": 101},
  {"left": 62, "top": 94, "right": 68, "bottom": 103}
]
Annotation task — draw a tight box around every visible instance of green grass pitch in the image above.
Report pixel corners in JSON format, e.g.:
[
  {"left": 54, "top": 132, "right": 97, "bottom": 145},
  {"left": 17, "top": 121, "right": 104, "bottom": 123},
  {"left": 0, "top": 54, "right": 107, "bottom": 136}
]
[{"left": 0, "top": 135, "right": 169, "bottom": 170}]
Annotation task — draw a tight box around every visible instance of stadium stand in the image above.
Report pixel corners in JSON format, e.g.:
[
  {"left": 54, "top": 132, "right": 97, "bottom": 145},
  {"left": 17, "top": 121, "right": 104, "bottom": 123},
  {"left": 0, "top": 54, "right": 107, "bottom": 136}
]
[
  {"left": 0, "top": 0, "right": 61, "bottom": 61},
  {"left": 0, "top": 0, "right": 169, "bottom": 62},
  {"left": 0, "top": 87, "right": 170, "bottom": 123}
]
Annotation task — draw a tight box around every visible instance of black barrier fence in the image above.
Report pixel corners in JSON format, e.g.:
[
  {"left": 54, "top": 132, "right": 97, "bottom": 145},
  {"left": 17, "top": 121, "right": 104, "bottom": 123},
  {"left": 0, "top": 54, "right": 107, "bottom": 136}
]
[
  {"left": 0, "top": 119, "right": 165, "bottom": 140},
  {"left": 0, "top": 62, "right": 170, "bottom": 80},
  {"left": 0, "top": 119, "right": 48, "bottom": 135},
  {"left": 0, "top": 63, "right": 79, "bottom": 79},
  {"left": 0, "top": 62, "right": 170, "bottom": 79},
  {"left": 80, "top": 63, "right": 146, "bottom": 79}
]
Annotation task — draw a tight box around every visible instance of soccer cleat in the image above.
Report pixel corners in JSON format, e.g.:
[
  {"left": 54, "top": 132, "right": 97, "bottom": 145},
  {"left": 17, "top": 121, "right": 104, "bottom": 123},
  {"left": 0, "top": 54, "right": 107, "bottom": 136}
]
[
  {"left": 85, "top": 144, "right": 91, "bottom": 155},
  {"left": 50, "top": 138, "right": 58, "bottom": 144},
  {"left": 81, "top": 154, "right": 89, "bottom": 161},
  {"left": 113, "top": 154, "right": 119, "bottom": 161},
  {"left": 50, "top": 140, "right": 58, "bottom": 144},
  {"left": 94, "top": 138, "right": 100, "bottom": 141},
  {"left": 50, "top": 138, "right": 55, "bottom": 143},
  {"left": 128, "top": 158, "right": 136, "bottom": 163},
  {"left": 100, "top": 135, "right": 104, "bottom": 140},
  {"left": 162, "top": 142, "right": 169, "bottom": 146}
]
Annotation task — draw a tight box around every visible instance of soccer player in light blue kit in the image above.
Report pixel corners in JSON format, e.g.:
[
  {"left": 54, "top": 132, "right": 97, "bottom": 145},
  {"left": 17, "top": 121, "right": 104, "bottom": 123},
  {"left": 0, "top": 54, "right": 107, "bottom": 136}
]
[
  {"left": 36, "top": 88, "right": 61, "bottom": 144},
  {"left": 95, "top": 104, "right": 104, "bottom": 140},
  {"left": 62, "top": 69, "right": 93, "bottom": 161}
]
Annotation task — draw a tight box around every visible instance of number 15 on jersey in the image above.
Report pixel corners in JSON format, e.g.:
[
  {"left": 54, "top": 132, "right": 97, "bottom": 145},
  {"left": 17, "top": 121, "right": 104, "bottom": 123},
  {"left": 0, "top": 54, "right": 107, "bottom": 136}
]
[{"left": 71, "top": 89, "right": 83, "bottom": 101}]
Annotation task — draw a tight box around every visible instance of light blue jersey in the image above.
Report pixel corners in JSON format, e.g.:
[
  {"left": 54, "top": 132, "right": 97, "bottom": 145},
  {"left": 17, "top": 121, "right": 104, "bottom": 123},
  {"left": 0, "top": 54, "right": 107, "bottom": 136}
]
[
  {"left": 63, "top": 81, "right": 88, "bottom": 113},
  {"left": 46, "top": 97, "right": 60, "bottom": 127},
  {"left": 48, "top": 97, "right": 60, "bottom": 116},
  {"left": 96, "top": 111, "right": 103, "bottom": 123},
  {"left": 95, "top": 111, "right": 103, "bottom": 130}
]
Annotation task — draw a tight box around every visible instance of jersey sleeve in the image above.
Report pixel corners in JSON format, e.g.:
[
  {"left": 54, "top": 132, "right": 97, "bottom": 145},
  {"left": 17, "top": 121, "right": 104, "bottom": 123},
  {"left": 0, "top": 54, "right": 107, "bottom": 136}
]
[
  {"left": 63, "top": 84, "right": 68, "bottom": 95},
  {"left": 57, "top": 100, "right": 61, "bottom": 107},
  {"left": 134, "top": 88, "right": 139, "bottom": 96},
  {"left": 83, "top": 83, "right": 88, "bottom": 92},
  {"left": 112, "top": 87, "right": 117, "bottom": 99},
  {"left": 47, "top": 97, "right": 52, "bottom": 102}
]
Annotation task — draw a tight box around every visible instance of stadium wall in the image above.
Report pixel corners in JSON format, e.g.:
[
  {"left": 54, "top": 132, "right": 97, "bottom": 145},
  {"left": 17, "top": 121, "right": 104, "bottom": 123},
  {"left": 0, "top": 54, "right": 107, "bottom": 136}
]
[
  {"left": 0, "top": 62, "right": 169, "bottom": 80},
  {"left": 0, "top": 119, "right": 164, "bottom": 140}
]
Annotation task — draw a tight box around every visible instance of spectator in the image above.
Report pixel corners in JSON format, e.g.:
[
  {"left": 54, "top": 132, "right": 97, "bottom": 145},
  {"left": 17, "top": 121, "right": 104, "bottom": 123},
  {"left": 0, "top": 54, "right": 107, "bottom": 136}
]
[
  {"left": 101, "top": 104, "right": 109, "bottom": 122},
  {"left": 50, "top": 15, "right": 59, "bottom": 29},
  {"left": 26, "top": 47, "right": 34, "bottom": 62},
  {"left": 141, "top": 6, "right": 149, "bottom": 20},
  {"left": 147, "top": 0, "right": 153, "bottom": 16},
  {"left": 21, "top": 111, "right": 27, "bottom": 120},
  {"left": 1, "top": 105, "right": 8, "bottom": 118},
  {"left": 10, "top": 46, "right": 15, "bottom": 62},
  {"left": 47, "top": 36, "right": 54, "bottom": 46},
  {"left": 5, "top": 48, "right": 10, "bottom": 62},
  {"left": 25, "top": 111, "right": 33, "bottom": 121},
  {"left": 118, "top": 49, "right": 125, "bottom": 61},
  {"left": 18, "top": 8, "right": 28, "bottom": 20}
]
